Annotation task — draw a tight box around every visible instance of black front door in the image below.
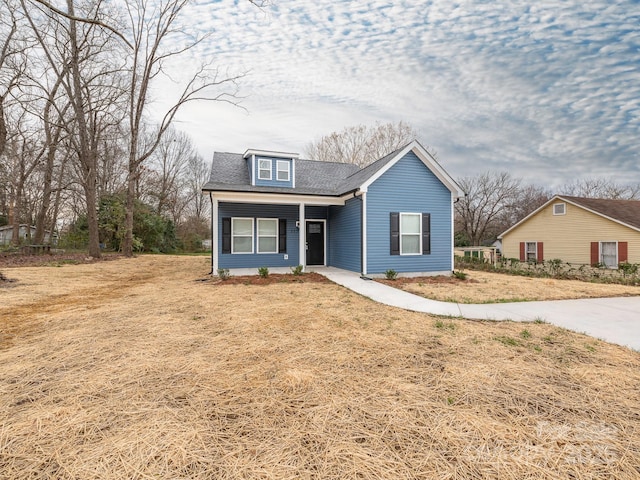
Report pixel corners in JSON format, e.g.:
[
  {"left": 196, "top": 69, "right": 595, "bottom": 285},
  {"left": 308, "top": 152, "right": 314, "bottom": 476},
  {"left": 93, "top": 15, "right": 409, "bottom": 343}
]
[{"left": 306, "top": 221, "right": 325, "bottom": 266}]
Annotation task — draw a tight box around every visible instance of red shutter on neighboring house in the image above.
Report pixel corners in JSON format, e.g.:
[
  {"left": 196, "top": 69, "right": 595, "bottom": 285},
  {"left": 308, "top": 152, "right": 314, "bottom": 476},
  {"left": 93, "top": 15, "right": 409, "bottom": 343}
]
[
  {"left": 590, "top": 242, "right": 599, "bottom": 265},
  {"left": 618, "top": 242, "right": 628, "bottom": 263},
  {"left": 519, "top": 242, "right": 525, "bottom": 261},
  {"left": 537, "top": 242, "right": 544, "bottom": 262}
]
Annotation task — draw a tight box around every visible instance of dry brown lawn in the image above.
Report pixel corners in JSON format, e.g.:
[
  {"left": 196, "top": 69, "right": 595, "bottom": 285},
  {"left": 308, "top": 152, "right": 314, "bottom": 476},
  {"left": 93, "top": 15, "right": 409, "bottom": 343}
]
[
  {"left": 383, "top": 270, "right": 640, "bottom": 303},
  {"left": 1, "top": 255, "right": 639, "bottom": 479}
]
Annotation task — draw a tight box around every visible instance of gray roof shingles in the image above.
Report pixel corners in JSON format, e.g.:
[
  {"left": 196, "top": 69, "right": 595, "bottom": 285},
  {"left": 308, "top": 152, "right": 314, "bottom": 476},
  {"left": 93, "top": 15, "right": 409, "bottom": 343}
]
[{"left": 202, "top": 146, "right": 407, "bottom": 196}]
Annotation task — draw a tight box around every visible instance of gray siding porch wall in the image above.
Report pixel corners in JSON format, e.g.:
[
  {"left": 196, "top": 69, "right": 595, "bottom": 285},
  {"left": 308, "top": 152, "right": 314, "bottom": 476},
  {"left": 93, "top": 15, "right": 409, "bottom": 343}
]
[
  {"left": 218, "top": 202, "right": 300, "bottom": 269},
  {"left": 366, "top": 152, "right": 452, "bottom": 274},
  {"left": 329, "top": 196, "right": 362, "bottom": 272}
]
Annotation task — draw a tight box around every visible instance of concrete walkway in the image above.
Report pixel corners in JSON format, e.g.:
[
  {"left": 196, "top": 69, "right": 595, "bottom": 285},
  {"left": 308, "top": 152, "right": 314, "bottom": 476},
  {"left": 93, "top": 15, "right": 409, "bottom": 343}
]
[{"left": 315, "top": 267, "right": 640, "bottom": 351}]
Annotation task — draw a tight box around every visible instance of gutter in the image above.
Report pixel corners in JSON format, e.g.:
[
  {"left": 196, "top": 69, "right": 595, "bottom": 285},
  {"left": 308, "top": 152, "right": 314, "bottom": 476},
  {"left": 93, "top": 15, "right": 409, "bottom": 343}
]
[{"left": 209, "top": 192, "right": 214, "bottom": 275}]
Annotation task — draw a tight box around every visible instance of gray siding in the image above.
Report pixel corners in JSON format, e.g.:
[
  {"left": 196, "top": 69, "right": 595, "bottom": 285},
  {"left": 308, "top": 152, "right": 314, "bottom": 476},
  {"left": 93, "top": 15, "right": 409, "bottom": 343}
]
[
  {"left": 329, "top": 196, "right": 362, "bottom": 272},
  {"left": 218, "top": 202, "right": 299, "bottom": 269},
  {"left": 366, "top": 152, "right": 452, "bottom": 274}
]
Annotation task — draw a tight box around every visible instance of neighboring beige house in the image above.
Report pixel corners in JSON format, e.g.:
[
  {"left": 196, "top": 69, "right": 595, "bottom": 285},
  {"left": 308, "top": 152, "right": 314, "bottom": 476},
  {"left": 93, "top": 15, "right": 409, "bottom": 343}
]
[{"left": 499, "top": 195, "right": 640, "bottom": 268}]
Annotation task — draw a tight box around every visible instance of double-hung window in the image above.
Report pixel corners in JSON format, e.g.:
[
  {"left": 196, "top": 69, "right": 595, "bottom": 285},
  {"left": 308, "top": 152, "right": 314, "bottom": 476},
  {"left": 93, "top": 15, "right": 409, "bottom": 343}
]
[
  {"left": 526, "top": 242, "right": 537, "bottom": 261},
  {"left": 257, "top": 218, "right": 278, "bottom": 253},
  {"left": 232, "top": 218, "right": 253, "bottom": 253},
  {"left": 258, "top": 158, "right": 272, "bottom": 180},
  {"left": 600, "top": 241, "right": 617, "bottom": 269},
  {"left": 276, "top": 160, "right": 290, "bottom": 181},
  {"left": 400, "top": 213, "right": 421, "bottom": 255}
]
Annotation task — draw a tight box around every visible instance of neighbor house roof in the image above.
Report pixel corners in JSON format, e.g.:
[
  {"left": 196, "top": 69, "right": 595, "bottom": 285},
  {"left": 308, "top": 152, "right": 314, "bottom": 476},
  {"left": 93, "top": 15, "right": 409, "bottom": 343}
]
[
  {"left": 499, "top": 195, "right": 640, "bottom": 238},
  {"left": 202, "top": 140, "right": 465, "bottom": 198}
]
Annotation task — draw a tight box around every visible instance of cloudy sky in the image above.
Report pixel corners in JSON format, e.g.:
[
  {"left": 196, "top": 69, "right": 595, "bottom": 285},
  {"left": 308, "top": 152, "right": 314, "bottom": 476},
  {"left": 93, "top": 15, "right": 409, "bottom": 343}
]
[{"left": 157, "top": 0, "right": 639, "bottom": 189}]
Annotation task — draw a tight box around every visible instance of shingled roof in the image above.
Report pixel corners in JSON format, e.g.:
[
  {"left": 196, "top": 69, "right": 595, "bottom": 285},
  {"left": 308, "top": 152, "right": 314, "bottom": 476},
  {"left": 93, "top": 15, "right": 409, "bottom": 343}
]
[
  {"left": 203, "top": 144, "right": 409, "bottom": 196},
  {"left": 202, "top": 141, "right": 465, "bottom": 199},
  {"left": 560, "top": 195, "right": 640, "bottom": 230}
]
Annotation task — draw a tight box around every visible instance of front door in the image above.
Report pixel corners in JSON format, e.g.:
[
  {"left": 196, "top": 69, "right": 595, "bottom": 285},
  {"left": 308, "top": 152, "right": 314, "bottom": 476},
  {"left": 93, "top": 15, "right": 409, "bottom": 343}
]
[{"left": 306, "top": 221, "right": 325, "bottom": 266}]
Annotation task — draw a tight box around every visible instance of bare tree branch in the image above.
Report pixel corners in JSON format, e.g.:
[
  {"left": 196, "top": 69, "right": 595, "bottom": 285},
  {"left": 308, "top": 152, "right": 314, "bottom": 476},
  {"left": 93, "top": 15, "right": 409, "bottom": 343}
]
[{"left": 27, "top": 0, "right": 133, "bottom": 48}]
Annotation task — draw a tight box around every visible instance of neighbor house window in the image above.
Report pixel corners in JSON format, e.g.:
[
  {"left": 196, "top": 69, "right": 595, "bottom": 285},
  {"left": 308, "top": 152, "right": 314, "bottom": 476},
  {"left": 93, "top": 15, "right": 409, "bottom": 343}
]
[
  {"left": 526, "top": 242, "right": 537, "bottom": 261},
  {"left": 400, "top": 213, "right": 421, "bottom": 255},
  {"left": 553, "top": 203, "right": 566, "bottom": 215},
  {"left": 276, "top": 160, "right": 290, "bottom": 181},
  {"left": 232, "top": 218, "right": 253, "bottom": 253},
  {"left": 600, "top": 241, "right": 617, "bottom": 269},
  {"left": 257, "top": 218, "right": 278, "bottom": 253},
  {"left": 258, "top": 158, "right": 272, "bottom": 180}
]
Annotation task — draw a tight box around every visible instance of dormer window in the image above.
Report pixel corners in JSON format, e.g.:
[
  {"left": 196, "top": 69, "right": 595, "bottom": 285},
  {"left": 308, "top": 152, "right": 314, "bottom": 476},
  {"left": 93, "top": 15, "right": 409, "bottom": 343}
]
[
  {"left": 277, "top": 160, "right": 290, "bottom": 181},
  {"left": 258, "top": 159, "right": 272, "bottom": 180},
  {"left": 553, "top": 203, "right": 566, "bottom": 215}
]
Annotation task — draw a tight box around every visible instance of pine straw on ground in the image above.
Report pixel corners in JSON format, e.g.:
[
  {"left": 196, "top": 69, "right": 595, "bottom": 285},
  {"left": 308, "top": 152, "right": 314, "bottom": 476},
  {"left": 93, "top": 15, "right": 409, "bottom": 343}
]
[
  {"left": 1, "top": 255, "right": 639, "bottom": 479},
  {"left": 380, "top": 270, "right": 640, "bottom": 303}
]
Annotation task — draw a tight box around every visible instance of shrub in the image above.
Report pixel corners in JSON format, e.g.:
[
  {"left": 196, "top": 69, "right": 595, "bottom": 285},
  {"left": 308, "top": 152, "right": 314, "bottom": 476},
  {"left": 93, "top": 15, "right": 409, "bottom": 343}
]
[
  {"left": 258, "top": 266, "right": 269, "bottom": 278},
  {"left": 453, "top": 270, "right": 467, "bottom": 280},
  {"left": 217, "top": 268, "right": 231, "bottom": 280},
  {"left": 384, "top": 269, "right": 398, "bottom": 280},
  {"left": 290, "top": 265, "right": 304, "bottom": 276},
  {"left": 619, "top": 262, "right": 638, "bottom": 277}
]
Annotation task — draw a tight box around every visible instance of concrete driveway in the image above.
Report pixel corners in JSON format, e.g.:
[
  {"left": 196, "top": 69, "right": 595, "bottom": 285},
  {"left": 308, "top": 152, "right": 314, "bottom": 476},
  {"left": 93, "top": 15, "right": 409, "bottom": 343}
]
[{"left": 317, "top": 267, "right": 640, "bottom": 351}]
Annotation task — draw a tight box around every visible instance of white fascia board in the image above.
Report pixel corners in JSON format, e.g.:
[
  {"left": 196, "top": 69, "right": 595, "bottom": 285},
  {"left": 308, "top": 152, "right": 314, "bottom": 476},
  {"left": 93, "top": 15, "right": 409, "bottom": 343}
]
[
  {"left": 358, "top": 140, "right": 465, "bottom": 198},
  {"left": 243, "top": 149, "right": 299, "bottom": 159},
  {"left": 498, "top": 195, "right": 561, "bottom": 239},
  {"left": 210, "top": 191, "right": 347, "bottom": 206}
]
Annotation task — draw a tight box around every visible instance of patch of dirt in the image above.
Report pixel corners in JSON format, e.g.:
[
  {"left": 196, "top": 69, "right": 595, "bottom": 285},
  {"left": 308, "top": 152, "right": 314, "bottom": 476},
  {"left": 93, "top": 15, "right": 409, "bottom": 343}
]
[
  {"left": 206, "top": 272, "right": 331, "bottom": 285},
  {"left": 380, "top": 270, "right": 640, "bottom": 303},
  {"left": 378, "top": 275, "right": 479, "bottom": 286},
  {"left": 0, "top": 251, "right": 123, "bottom": 268}
]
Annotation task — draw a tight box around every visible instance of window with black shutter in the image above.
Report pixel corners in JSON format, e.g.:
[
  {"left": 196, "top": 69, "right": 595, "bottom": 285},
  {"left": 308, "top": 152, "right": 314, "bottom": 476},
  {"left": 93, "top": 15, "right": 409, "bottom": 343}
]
[{"left": 222, "top": 217, "right": 231, "bottom": 254}]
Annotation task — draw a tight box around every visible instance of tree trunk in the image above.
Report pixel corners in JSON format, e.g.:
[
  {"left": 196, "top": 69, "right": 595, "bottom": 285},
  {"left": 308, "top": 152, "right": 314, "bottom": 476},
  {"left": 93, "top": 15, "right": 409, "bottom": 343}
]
[
  {"left": 0, "top": 96, "right": 6, "bottom": 158},
  {"left": 123, "top": 165, "right": 136, "bottom": 256},
  {"left": 67, "top": 0, "right": 100, "bottom": 258}
]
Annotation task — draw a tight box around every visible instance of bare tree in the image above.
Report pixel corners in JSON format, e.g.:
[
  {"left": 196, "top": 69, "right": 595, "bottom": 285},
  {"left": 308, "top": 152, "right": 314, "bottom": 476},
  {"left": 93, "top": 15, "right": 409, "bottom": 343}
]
[
  {"left": 559, "top": 178, "right": 640, "bottom": 200},
  {"left": 305, "top": 121, "right": 425, "bottom": 167},
  {"left": 22, "top": 0, "right": 126, "bottom": 256},
  {"left": 455, "top": 171, "right": 522, "bottom": 246},
  {"left": 145, "top": 127, "right": 195, "bottom": 219},
  {"left": 120, "top": 0, "right": 246, "bottom": 256},
  {"left": 497, "top": 184, "right": 551, "bottom": 235}
]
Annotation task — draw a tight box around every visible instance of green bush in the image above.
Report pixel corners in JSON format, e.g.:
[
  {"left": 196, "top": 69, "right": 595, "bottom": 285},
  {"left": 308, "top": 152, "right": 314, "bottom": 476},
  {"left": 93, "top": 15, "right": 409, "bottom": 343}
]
[
  {"left": 384, "top": 269, "right": 398, "bottom": 280},
  {"left": 258, "top": 266, "right": 269, "bottom": 278},
  {"left": 290, "top": 265, "right": 304, "bottom": 276},
  {"left": 217, "top": 268, "right": 231, "bottom": 280}
]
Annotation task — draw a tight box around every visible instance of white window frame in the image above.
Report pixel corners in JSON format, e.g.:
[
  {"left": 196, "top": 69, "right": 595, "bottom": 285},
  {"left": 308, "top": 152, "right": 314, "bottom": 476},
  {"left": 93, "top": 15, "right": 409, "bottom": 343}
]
[
  {"left": 525, "top": 241, "right": 537, "bottom": 261},
  {"left": 553, "top": 203, "right": 566, "bottom": 215},
  {"left": 400, "top": 212, "right": 422, "bottom": 256},
  {"left": 599, "top": 241, "right": 618, "bottom": 269},
  {"left": 276, "top": 160, "right": 290, "bottom": 182},
  {"left": 257, "top": 218, "right": 278, "bottom": 254},
  {"left": 258, "top": 158, "right": 272, "bottom": 180},
  {"left": 231, "top": 217, "right": 253, "bottom": 254}
]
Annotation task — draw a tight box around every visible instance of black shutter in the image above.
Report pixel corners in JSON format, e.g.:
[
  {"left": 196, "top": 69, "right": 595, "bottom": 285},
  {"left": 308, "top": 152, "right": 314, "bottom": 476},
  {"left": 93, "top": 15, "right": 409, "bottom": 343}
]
[
  {"left": 222, "top": 217, "right": 231, "bottom": 254},
  {"left": 422, "top": 213, "right": 431, "bottom": 255},
  {"left": 278, "top": 219, "right": 287, "bottom": 253},
  {"left": 390, "top": 212, "right": 400, "bottom": 255}
]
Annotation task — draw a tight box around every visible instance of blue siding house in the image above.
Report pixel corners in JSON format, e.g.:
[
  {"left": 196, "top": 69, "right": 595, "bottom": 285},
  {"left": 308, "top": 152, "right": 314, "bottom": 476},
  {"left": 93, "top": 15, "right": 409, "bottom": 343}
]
[{"left": 202, "top": 141, "right": 465, "bottom": 276}]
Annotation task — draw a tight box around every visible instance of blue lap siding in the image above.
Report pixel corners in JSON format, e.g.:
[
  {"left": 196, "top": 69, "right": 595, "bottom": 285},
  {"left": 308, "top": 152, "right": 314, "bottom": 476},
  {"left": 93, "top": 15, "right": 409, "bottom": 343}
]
[
  {"left": 218, "top": 202, "right": 299, "bottom": 269},
  {"left": 328, "top": 196, "right": 362, "bottom": 272},
  {"left": 366, "top": 152, "right": 453, "bottom": 274}
]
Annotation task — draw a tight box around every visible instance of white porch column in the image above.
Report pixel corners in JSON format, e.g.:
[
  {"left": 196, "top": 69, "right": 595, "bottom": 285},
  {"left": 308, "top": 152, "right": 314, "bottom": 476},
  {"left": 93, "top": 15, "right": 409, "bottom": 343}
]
[
  {"left": 299, "top": 202, "right": 305, "bottom": 270},
  {"left": 361, "top": 191, "right": 367, "bottom": 276},
  {"left": 211, "top": 195, "right": 219, "bottom": 273}
]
